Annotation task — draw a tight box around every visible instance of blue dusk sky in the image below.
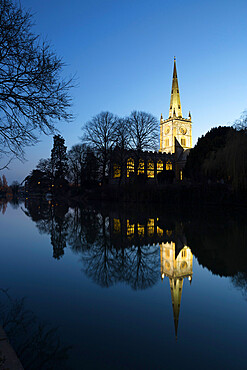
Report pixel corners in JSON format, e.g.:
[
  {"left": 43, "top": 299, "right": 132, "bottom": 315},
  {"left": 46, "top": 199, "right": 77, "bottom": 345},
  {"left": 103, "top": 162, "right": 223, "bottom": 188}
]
[{"left": 2, "top": 0, "right": 247, "bottom": 183}]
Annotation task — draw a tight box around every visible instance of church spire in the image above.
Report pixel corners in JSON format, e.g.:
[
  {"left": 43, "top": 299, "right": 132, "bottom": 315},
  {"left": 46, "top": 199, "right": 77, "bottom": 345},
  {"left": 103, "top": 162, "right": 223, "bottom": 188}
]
[{"left": 169, "top": 57, "right": 182, "bottom": 118}]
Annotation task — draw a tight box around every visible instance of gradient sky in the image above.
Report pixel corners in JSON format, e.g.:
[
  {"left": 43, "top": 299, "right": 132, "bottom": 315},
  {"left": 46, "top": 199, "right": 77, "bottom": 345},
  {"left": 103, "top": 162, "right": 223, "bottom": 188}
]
[{"left": 2, "top": 0, "right": 247, "bottom": 183}]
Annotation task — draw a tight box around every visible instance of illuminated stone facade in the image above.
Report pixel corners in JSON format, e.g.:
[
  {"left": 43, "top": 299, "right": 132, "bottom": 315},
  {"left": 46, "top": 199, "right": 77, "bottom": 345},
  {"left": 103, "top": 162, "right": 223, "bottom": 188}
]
[
  {"left": 110, "top": 148, "right": 174, "bottom": 182},
  {"left": 160, "top": 58, "right": 192, "bottom": 154}
]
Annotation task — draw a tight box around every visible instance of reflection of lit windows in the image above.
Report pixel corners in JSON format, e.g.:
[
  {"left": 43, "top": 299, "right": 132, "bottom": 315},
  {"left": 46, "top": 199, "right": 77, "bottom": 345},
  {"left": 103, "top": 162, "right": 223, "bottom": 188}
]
[
  {"left": 180, "top": 170, "right": 183, "bottom": 181},
  {"left": 127, "top": 219, "right": 134, "bottom": 237},
  {"left": 137, "top": 159, "right": 144, "bottom": 175},
  {"left": 165, "top": 249, "right": 170, "bottom": 258},
  {"left": 157, "top": 226, "right": 163, "bottom": 237},
  {"left": 166, "top": 230, "right": 172, "bottom": 237},
  {"left": 166, "top": 161, "right": 172, "bottom": 170},
  {"left": 165, "top": 139, "right": 169, "bottom": 147},
  {"left": 113, "top": 164, "right": 121, "bottom": 178},
  {"left": 147, "top": 160, "right": 154, "bottom": 178},
  {"left": 113, "top": 218, "right": 121, "bottom": 233},
  {"left": 147, "top": 218, "right": 154, "bottom": 236},
  {"left": 127, "top": 158, "right": 134, "bottom": 177},
  {"left": 137, "top": 223, "right": 145, "bottom": 237},
  {"left": 157, "top": 160, "right": 163, "bottom": 174}
]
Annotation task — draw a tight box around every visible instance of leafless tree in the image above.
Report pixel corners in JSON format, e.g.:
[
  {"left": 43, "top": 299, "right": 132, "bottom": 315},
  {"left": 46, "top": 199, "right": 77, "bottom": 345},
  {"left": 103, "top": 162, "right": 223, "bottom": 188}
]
[
  {"left": 0, "top": 0, "right": 74, "bottom": 162},
  {"left": 82, "top": 111, "right": 118, "bottom": 182},
  {"left": 127, "top": 111, "right": 159, "bottom": 151},
  {"left": 110, "top": 117, "right": 131, "bottom": 183},
  {"left": 233, "top": 111, "right": 247, "bottom": 132}
]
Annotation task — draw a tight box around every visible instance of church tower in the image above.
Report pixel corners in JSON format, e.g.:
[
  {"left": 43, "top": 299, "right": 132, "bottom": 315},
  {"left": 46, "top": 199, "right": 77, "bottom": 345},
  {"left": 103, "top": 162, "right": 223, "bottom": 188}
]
[{"left": 160, "top": 58, "right": 192, "bottom": 153}]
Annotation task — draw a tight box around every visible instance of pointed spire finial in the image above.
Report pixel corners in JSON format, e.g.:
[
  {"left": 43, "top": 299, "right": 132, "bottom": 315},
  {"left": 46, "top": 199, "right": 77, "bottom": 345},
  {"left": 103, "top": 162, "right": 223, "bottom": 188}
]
[{"left": 169, "top": 58, "right": 182, "bottom": 118}]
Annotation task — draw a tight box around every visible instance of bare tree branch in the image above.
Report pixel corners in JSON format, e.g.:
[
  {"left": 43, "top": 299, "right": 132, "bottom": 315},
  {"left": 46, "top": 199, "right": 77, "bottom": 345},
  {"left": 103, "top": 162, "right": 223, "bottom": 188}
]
[{"left": 0, "top": 0, "right": 74, "bottom": 161}]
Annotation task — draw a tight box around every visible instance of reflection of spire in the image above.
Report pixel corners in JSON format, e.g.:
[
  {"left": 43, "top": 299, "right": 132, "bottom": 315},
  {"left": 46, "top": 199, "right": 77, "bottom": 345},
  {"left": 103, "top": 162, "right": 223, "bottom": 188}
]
[
  {"left": 160, "top": 243, "right": 193, "bottom": 339},
  {"left": 169, "top": 277, "right": 183, "bottom": 339}
]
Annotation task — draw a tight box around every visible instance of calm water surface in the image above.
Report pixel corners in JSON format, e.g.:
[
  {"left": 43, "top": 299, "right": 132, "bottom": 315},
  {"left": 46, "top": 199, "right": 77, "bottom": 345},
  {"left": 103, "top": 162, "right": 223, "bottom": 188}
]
[{"left": 0, "top": 199, "right": 247, "bottom": 369}]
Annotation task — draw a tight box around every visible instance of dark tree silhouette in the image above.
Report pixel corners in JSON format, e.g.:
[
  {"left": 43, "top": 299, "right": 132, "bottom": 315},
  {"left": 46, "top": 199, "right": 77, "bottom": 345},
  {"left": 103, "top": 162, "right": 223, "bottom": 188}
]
[
  {"left": 127, "top": 111, "right": 159, "bottom": 151},
  {"left": 184, "top": 126, "right": 233, "bottom": 181},
  {"left": 51, "top": 135, "right": 68, "bottom": 185},
  {"left": 0, "top": 0, "right": 73, "bottom": 161},
  {"left": 67, "top": 144, "right": 99, "bottom": 186},
  {"left": 82, "top": 111, "right": 118, "bottom": 182}
]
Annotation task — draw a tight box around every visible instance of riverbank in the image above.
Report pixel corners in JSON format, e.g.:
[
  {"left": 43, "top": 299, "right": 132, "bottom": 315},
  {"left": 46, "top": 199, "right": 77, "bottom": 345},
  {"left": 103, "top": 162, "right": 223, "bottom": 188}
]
[{"left": 68, "top": 182, "right": 247, "bottom": 208}]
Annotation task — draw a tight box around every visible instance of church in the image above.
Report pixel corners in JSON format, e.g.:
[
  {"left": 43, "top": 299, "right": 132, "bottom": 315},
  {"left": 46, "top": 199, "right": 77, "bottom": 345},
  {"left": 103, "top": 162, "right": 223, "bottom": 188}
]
[{"left": 110, "top": 58, "right": 192, "bottom": 182}]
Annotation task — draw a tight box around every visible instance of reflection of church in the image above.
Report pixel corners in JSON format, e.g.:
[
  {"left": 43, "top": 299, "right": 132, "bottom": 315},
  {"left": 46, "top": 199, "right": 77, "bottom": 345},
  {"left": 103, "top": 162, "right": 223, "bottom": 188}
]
[
  {"left": 110, "top": 57, "right": 192, "bottom": 182},
  {"left": 110, "top": 215, "right": 193, "bottom": 337},
  {"left": 160, "top": 242, "right": 193, "bottom": 338}
]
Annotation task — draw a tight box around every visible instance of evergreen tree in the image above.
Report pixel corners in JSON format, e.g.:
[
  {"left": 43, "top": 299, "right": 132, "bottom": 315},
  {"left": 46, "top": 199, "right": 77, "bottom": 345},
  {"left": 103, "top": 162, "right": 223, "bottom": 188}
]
[{"left": 51, "top": 135, "right": 68, "bottom": 182}]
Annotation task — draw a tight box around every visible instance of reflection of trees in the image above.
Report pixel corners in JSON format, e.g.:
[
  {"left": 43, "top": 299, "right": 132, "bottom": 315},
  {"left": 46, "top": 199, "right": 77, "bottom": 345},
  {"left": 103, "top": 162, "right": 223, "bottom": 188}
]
[
  {"left": 184, "top": 210, "right": 247, "bottom": 277},
  {"left": 66, "top": 207, "right": 102, "bottom": 253},
  {"left": 81, "top": 215, "right": 118, "bottom": 288},
  {"left": 231, "top": 273, "right": 247, "bottom": 298},
  {"left": 23, "top": 202, "right": 177, "bottom": 290},
  {"left": 24, "top": 200, "right": 69, "bottom": 260},
  {"left": 0, "top": 289, "right": 70, "bottom": 369},
  {"left": 24, "top": 202, "right": 247, "bottom": 292},
  {"left": 77, "top": 213, "right": 160, "bottom": 290},
  {"left": 0, "top": 199, "right": 8, "bottom": 214},
  {"left": 122, "top": 245, "right": 160, "bottom": 290}
]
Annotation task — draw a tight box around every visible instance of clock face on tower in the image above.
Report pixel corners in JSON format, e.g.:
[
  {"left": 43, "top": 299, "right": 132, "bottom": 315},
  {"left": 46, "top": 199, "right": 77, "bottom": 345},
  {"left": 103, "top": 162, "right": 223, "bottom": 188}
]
[
  {"left": 165, "top": 126, "right": 170, "bottom": 135},
  {"left": 180, "top": 127, "right": 187, "bottom": 135}
]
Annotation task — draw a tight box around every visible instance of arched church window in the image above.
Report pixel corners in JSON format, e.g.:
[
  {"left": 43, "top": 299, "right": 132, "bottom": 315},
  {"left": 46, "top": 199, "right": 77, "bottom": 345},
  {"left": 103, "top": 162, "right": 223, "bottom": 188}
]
[
  {"left": 181, "top": 138, "right": 186, "bottom": 146},
  {"left": 113, "top": 164, "right": 121, "bottom": 178},
  {"left": 166, "top": 161, "right": 172, "bottom": 170},
  {"left": 127, "top": 158, "right": 134, "bottom": 178},
  {"left": 137, "top": 159, "right": 144, "bottom": 175},
  {"left": 147, "top": 160, "right": 154, "bottom": 178},
  {"left": 157, "top": 160, "right": 163, "bottom": 174}
]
